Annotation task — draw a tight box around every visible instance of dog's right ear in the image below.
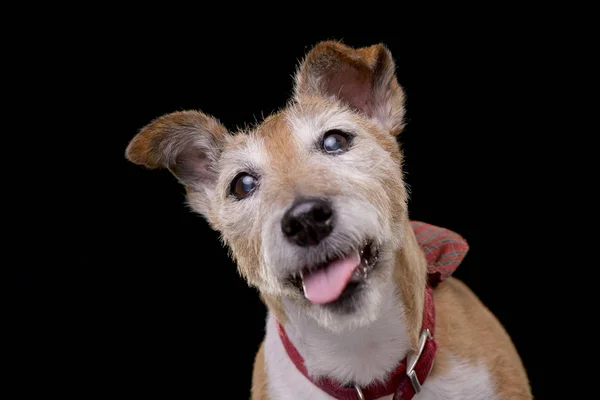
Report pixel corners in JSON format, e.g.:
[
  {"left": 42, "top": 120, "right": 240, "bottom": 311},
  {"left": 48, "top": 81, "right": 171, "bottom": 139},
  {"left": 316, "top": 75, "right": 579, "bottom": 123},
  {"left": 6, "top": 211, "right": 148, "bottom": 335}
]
[
  {"left": 293, "top": 41, "right": 405, "bottom": 136},
  {"left": 125, "top": 110, "right": 229, "bottom": 218}
]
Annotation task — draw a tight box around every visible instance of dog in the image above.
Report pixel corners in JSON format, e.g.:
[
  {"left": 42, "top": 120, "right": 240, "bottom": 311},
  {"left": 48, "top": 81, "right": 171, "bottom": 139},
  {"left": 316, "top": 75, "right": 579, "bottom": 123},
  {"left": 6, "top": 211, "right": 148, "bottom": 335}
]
[{"left": 125, "top": 41, "right": 532, "bottom": 399}]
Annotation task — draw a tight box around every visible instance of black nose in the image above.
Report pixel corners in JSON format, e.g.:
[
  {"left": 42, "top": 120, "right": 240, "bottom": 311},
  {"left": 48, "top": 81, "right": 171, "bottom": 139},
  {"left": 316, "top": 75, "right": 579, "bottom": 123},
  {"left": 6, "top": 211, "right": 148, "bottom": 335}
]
[{"left": 281, "top": 197, "right": 334, "bottom": 246}]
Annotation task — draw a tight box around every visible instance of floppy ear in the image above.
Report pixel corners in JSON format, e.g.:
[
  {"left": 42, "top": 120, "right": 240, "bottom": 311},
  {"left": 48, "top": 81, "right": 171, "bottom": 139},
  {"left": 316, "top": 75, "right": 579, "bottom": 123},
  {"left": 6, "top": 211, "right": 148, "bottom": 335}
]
[
  {"left": 294, "top": 41, "right": 406, "bottom": 136},
  {"left": 125, "top": 110, "right": 229, "bottom": 218}
]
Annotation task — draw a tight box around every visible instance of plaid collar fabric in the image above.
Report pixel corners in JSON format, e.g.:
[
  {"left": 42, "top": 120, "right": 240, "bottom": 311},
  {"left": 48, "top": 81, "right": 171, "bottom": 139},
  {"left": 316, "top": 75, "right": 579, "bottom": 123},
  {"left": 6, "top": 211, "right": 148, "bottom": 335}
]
[
  {"left": 410, "top": 220, "right": 469, "bottom": 287},
  {"left": 277, "top": 221, "right": 469, "bottom": 400}
]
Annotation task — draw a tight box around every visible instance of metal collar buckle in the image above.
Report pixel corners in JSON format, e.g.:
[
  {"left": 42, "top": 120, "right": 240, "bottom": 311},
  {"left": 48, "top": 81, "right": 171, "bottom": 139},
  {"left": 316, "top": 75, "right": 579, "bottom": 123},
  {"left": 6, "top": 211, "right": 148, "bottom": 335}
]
[
  {"left": 406, "top": 328, "right": 433, "bottom": 394},
  {"left": 354, "top": 384, "right": 365, "bottom": 400},
  {"left": 353, "top": 328, "right": 433, "bottom": 399}
]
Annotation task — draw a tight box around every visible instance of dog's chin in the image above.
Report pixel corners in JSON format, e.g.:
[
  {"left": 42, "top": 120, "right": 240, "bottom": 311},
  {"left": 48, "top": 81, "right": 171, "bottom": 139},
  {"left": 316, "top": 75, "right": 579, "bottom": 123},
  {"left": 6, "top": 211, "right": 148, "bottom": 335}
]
[
  {"left": 284, "top": 243, "right": 394, "bottom": 333},
  {"left": 305, "top": 273, "right": 392, "bottom": 334}
]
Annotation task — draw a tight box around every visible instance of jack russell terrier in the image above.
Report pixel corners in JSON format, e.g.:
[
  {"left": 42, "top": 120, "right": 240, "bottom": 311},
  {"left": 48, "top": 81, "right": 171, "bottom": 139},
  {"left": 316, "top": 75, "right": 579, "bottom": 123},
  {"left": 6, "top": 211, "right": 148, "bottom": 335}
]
[{"left": 125, "top": 40, "right": 532, "bottom": 399}]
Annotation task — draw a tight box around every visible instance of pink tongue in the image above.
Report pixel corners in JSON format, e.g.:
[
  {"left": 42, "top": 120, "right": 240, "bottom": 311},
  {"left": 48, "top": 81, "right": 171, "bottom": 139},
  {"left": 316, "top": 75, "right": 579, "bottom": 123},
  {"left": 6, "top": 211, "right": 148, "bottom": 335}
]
[{"left": 302, "top": 251, "right": 361, "bottom": 304}]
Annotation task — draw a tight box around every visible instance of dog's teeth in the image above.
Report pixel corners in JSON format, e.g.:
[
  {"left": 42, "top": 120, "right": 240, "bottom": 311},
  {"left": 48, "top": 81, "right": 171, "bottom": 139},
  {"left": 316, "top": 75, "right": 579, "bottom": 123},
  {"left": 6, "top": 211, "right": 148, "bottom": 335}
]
[
  {"left": 353, "top": 264, "right": 369, "bottom": 280},
  {"left": 301, "top": 274, "right": 308, "bottom": 297}
]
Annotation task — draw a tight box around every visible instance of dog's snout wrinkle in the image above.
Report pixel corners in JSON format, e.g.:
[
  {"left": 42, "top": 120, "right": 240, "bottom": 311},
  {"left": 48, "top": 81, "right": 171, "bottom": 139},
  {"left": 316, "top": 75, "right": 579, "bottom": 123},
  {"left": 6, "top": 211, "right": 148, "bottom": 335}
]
[{"left": 281, "top": 197, "right": 334, "bottom": 247}]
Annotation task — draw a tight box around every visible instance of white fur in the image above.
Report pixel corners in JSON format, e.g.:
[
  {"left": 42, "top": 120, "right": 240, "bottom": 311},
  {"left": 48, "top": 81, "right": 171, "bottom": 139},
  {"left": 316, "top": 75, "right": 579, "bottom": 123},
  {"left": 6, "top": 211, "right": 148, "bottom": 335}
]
[
  {"left": 416, "top": 356, "right": 498, "bottom": 400},
  {"left": 286, "top": 102, "right": 359, "bottom": 148},
  {"left": 264, "top": 287, "right": 498, "bottom": 400},
  {"left": 279, "top": 279, "right": 409, "bottom": 387}
]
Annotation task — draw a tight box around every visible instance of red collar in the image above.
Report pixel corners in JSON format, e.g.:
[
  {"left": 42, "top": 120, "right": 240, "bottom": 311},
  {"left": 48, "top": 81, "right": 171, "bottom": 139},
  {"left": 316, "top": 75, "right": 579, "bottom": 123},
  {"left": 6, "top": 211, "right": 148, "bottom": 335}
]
[
  {"left": 276, "top": 221, "right": 469, "bottom": 400},
  {"left": 277, "top": 285, "right": 436, "bottom": 400}
]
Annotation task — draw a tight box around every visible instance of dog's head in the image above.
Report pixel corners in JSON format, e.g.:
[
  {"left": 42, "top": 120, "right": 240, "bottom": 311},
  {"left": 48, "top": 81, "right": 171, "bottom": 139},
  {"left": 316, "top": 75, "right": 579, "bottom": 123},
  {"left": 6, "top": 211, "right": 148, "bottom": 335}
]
[{"left": 126, "top": 41, "right": 409, "bottom": 332}]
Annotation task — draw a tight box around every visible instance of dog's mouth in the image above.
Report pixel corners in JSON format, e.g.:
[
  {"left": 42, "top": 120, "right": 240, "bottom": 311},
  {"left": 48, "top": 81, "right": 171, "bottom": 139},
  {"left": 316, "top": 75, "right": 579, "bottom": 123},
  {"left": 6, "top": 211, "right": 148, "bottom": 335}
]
[{"left": 289, "top": 241, "right": 380, "bottom": 305}]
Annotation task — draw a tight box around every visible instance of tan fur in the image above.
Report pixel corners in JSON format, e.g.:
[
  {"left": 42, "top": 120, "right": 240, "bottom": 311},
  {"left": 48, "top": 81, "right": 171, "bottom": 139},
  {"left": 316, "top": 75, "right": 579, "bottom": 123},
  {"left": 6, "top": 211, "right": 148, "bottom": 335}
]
[
  {"left": 251, "top": 340, "right": 270, "bottom": 400},
  {"left": 260, "top": 292, "right": 287, "bottom": 325},
  {"left": 432, "top": 278, "right": 532, "bottom": 399},
  {"left": 392, "top": 221, "right": 429, "bottom": 348},
  {"left": 125, "top": 40, "right": 531, "bottom": 399}
]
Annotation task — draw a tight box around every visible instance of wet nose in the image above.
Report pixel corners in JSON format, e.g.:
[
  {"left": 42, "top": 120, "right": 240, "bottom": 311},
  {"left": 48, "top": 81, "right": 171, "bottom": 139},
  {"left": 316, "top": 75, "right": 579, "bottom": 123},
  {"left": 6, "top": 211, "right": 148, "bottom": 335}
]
[{"left": 281, "top": 197, "right": 334, "bottom": 247}]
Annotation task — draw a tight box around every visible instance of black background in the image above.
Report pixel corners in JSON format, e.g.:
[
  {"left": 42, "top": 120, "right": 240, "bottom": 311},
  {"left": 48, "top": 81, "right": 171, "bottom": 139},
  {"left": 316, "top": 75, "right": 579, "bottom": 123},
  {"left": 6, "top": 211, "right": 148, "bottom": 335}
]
[{"left": 10, "top": 19, "right": 548, "bottom": 399}]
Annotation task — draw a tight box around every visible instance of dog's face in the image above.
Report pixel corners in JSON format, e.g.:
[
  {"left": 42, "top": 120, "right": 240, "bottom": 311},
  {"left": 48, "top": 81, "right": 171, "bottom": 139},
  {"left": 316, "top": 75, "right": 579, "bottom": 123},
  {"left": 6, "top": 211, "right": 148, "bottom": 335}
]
[{"left": 126, "top": 41, "right": 408, "bottom": 332}]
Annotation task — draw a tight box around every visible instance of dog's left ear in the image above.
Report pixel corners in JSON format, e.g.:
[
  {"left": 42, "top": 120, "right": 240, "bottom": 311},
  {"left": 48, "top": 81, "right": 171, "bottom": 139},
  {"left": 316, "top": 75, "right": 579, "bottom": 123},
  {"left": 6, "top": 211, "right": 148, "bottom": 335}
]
[{"left": 294, "top": 41, "right": 405, "bottom": 136}]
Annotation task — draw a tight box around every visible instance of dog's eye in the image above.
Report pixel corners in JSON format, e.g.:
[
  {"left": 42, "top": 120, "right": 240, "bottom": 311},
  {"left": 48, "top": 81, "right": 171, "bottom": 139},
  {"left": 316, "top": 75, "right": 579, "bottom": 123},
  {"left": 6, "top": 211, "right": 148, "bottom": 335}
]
[
  {"left": 230, "top": 173, "right": 258, "bottom": 199},
  {"left": 322, "top": 130, "right": 352, "bottom": 154}
]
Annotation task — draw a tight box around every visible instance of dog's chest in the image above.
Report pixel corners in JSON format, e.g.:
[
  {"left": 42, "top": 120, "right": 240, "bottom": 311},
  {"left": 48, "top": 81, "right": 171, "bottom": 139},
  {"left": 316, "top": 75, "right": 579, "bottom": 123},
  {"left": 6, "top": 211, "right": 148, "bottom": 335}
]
[{"left": 263, "top": 312, "right": 498, "bottom": 400}]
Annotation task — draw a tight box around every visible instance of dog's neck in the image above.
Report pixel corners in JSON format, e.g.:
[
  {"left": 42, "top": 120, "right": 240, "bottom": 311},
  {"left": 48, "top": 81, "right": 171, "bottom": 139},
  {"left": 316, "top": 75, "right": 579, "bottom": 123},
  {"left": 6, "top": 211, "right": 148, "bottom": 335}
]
[{"left": 274, "top": 221, "right": 428, "bottom": 387}]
